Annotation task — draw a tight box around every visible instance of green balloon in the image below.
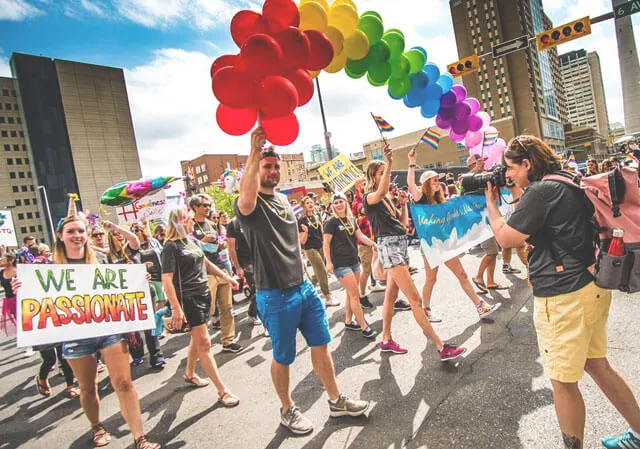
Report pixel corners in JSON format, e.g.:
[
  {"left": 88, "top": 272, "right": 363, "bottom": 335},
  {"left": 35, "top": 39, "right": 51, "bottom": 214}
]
[
  {"left": 361, "top": 11, "right": 383, "bottom": 23},
  {"left": 358, "top": 15, "right": 384, "bottom": 45},
  {"left": 382, "top": 31, "right": 405, "bottom": 59},
  {"left": 385, "top": 28, "right": 405, "bottom": 40},
  {"left": 368, "top": 61, "right": 392, "bottom": 86},
  {"left": 388, "top": 75, "right": 411, "bottom": 97},
  {"left": 390, "top": 54, "right": 410, "bottom": 78},
  {"left": 404, "top": 49, "right": 426, "bottom": 75},
  {"left": 368, "top": 40, "right": 391, "bottom": 63},
  {"left": 345, "top": 56, "right": 370, "bottom": 79}
]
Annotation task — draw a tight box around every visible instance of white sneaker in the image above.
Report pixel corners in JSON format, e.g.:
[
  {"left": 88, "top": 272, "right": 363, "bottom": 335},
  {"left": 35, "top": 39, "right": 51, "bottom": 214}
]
[
  {"left": 325, "top": 298, "right": 340, "bottom": 307},
  {"left": 261, "top": 326, "right": 270, "bottom": 338},
  {"left": 24, "top": 348, "right": 35, "bottom": 358},
  {"left": 370, "top": 284, "right": 386, "bottom": 292},
  {"left": 248, "top": 316, "right": 262, "bottom": 326}
]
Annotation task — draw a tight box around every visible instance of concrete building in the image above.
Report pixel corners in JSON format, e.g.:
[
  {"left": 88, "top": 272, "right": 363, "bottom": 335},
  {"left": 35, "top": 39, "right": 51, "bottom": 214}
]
[
  {"left": 449, "top": 0, "right": 566, "bottom": 151},
  {"left": 613, "top": 0, "right": 640, "bottom": 134},
  {"left": 10, "top": 53, "right": 142, "bottom": 243},
  {"left": 559, "top": 50, "right": 610, "bottom": 146},
  {"left": 181, "top": 154, "right": 248, "bottom": 195},
  {"left": 0, "top": 77, "right": 45, "bottom": 244},
  {"left": 280, "top": 153, "right": 306, "bottom": 183}
]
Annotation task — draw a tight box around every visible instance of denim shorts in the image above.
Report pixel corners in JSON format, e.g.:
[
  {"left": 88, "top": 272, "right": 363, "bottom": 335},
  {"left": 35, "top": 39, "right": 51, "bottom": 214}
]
[
  {"left": 334, "top": 262, "right": 362, "bottom": 280},
  {"left": 62, "top": 334, "right": 124, "bottom": 360},
  {"left": 256, "top": 279, "right": 331, "bottom": 366},
  {"left": 377, "top": 235, "right": 410, "bottom": 269}
]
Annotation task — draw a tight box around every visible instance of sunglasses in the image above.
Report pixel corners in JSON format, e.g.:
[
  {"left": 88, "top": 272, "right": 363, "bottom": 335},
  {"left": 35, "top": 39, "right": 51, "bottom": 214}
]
[
  {"left": 200, "top": 203, "right": 211, "bottom": 208},
  {"left": 92, "top": 232, "right": 105, "bottom": 237}
]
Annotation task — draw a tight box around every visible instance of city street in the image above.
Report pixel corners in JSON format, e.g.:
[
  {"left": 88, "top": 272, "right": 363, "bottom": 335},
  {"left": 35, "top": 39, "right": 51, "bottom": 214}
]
[{"left": 1, "top": 246, "right": 638, "bottom": 449}]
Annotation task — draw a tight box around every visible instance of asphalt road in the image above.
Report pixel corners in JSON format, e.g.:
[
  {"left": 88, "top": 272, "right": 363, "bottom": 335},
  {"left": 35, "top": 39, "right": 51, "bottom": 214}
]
[{"left": 1, "top": 245, "right": 638, "bottom": 449}]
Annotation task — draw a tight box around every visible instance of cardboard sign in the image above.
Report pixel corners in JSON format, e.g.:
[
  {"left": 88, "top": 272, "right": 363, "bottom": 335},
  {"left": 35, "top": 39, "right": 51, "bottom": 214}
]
[
  {"left": 116, "top": 190, "right": 167, "bottom": 226},
  {"left": 0, "top": 210, "right": 18, "bottom": 247},
  {"left": 16, "top": 264, "right": 154, "bottom": 347},
  {"left": 318, "top": 154, "right": 364, "bottom": 193}
]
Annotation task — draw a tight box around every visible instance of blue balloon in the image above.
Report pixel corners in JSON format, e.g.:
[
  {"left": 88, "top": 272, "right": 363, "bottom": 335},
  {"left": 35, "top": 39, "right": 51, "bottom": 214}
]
[
  {"left": 150, "top": 177, "right": 165, "bottom": 189},
  {"left": 405, "top": 86, "right": 426, "bottom": 108},
  {"left": 424, "top": 83, "right": 443, "bottom": 102},
  {"left": 423, "top": 63, "right": 440, "bottom": 84},
  {"left": 437, "top": 73, "right": 454, "bottom": 93},
  {"left": 421, "top": 100, "right": 440, "bottom": 118},
  {"left": 410, "top": 71, "right": 429, "bottom": 90},
  {"left": 411, "top": 46, "right": 428, "bottom": 61}
]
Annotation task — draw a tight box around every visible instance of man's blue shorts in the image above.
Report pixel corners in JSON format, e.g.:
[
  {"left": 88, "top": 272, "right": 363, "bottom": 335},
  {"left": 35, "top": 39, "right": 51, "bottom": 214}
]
[{"left": 256, "top": 279, "right": 331, "bottom": 366}]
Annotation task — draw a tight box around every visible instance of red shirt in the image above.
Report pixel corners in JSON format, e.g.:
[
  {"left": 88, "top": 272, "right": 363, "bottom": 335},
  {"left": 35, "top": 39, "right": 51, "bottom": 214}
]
[{"left": 357, "top": 215, "right": 373, "bottom": 245}]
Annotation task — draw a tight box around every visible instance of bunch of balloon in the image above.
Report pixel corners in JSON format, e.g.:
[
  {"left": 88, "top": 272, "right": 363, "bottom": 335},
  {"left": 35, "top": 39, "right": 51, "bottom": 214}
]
[{"left": 211, "top": 0, "right": 335, "bottom": 145}]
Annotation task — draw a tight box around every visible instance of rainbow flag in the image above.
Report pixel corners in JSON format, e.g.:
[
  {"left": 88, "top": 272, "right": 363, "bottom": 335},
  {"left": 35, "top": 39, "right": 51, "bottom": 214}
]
[
  {"left": 567, "top": 151, "right": 579, "bottom": 172},
  {"left": 624, "top": 153, "right": 638, "bottom": 164},
  {"left": 483, "top": 130, "right": 499, "bottom": 147},
  {"left": 371, "top": 114, "right": 394, "bottom": 133},
  {"left": 420, "top": 128, "right": 442, "bottom": 150}
]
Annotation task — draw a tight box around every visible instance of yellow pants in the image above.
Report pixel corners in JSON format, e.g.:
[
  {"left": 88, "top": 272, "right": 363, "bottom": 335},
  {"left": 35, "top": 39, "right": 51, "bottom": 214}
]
[
  {"left": 304, "top": 248, "right": 330, "bottom": 297},
  {"left": 208, "top": 275, "right": 235, "bottom": 346}
]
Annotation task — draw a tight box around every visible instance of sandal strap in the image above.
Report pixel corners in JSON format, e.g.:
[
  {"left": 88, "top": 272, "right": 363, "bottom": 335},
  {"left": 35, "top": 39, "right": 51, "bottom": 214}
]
[{"left": 135, "top": 435, "right": 160, "bottom": 449}]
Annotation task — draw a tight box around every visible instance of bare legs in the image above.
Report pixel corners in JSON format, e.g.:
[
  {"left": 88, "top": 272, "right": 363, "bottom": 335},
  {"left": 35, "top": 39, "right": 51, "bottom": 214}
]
[{"left": 341, "top": 272, "right": 368, "bottom": 330}]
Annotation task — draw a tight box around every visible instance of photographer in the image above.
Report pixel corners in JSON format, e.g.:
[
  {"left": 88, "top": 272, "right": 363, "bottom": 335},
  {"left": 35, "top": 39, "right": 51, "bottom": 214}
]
[{"left": 485, "top": 135, "right": 640, "bottom": 449}]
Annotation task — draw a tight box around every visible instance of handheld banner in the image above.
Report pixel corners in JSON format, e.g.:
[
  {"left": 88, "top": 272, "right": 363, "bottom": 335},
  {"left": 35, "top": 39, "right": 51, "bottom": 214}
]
[
  {"left": 116, "top": 190, "right": 167, "bottom": 226},
  {"left": 318, "top": 154, "right": 364, "bottom": 193},
  {"left": 16, "top": 264, "right": 155, "bottom": 347},
  {"left": 0, "top": 210, "right": 18, "bottom": 247}
]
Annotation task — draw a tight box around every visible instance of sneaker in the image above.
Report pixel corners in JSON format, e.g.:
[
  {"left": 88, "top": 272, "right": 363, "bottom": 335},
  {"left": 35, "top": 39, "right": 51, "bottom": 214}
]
[
  {"left": 393, "top": 299, "right": 411, "bottom": 311},
  {"left": 362, "top": 328, "right": 377, "bottom": 339},
  {"left": 424, "top": 307, "right": 443, "bottom": 323},
  {"left": 280, "top": 406, "right": 313, "bottom": 435},
  {"left": 602, "top": 430, "right": 640, "bottom": 449},
  {"left": 438, "top": 344, "right": 467, "bottom": 362},
  {"left": 359, "top": 296, "right": 375, "bottom": 310},
  {"left": 210, "top": 320, "right": 221, "bottom": 330},
  {"left": 222, "top": 343, "right": 244, "bottom": 353},
  {"left": 24, "top": 348, "right": 35, "bottom": 358},
  {"left": 477, "top": 301, "right": 502, "bottom": 319},
  {"left": 325, "top": 298, "right": 340, "bottom": 307},
  {"left": 130, "top": 358, "right": 144, "bottom": 367},
  {"left": 502, "top": 264, "right": 522, "bottom": 274},
  {"left": 248, "top": 315, "right": 262, "bottom": 326},
  {"left": 379, "top": 339, "right": 408, "bottom": 354},
  {"left": 328, "top": 394, "right": 371, "bottom": 418},
  {"left": 150, "top": 356, "right": 166, "bottom": 368},
  {"left": 370, "top": 284, "right": 386, "bottom": 292},
  {"left": 344, "top": 321, "right": 360, "bottom": 331},
  {"left": 261, "top": 326, "right": 270, "bottom": 338}
]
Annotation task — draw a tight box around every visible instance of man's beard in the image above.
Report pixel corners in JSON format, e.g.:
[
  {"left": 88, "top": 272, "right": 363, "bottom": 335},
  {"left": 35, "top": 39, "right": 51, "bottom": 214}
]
[{"left": 260, "top": 175, "right": 280, "bottom": 188}]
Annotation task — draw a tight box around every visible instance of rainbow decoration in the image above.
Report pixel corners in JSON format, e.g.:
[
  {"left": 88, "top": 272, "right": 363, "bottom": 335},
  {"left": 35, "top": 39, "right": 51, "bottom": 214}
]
[
  {"left": 100, "top": 176, "right": 179, "bottom": 207},
  {"left": 372, "top": 114, "right": 394, "bottom": 132},
  {"left": 483, "top": 130, "right": 499, "bottom": 147},
  {"left": 567, "top": 152, "right": 579, "bottom": 173},
  {"left": 624, "top": 153, "right": 638, "bottom": 164},
  {"left": 421, "top": 128, "right": 442, "bottom": 150}
]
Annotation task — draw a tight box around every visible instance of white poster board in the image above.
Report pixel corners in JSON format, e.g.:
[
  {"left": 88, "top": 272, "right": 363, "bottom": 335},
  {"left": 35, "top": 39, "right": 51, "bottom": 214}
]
[
  {"left": 16, "top": 264, "right": 154, "bottom": 347},
  {"left": 0, "top": 209, "right": 18, "bottom": 247},
  {"left": 116, "top": 190, "right": 167, "bottom": 226}
]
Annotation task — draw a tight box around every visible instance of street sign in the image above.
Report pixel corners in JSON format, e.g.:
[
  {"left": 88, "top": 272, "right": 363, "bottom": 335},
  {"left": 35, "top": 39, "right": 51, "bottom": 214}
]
[
  {"left": 492, "top": 35, "right": 530, "bottom": 58},
  {"left": 615, "top": 0, "right": 640, "bottom": 19}
]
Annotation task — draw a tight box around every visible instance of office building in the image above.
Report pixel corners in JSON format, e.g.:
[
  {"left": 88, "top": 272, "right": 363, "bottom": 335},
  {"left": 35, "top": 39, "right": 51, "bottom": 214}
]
[
  {"left": 0, "top": 77, "right": 45, "bottom": 244},
  {"left": 613, "top": 0, "right": 640, "bottom": 134},
  {"left": 450, "top": 0, "right": 566, "bottom": 151},
  {"left": 10, "top": 53, "right": 142, "bottom": 243}
]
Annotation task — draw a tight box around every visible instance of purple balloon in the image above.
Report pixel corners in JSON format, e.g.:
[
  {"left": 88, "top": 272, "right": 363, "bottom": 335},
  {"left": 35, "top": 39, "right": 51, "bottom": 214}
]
[
  {"left": 452, "top": 118, "right": 469, "bottom": 135},
  {"left": 449, "top": 129, "right": 466, "bottom": 143},
  {"left": 464, "top": 97, "right": 481, "bottom": 115},
  {"left": 435, "top": 115, "right": 452, "bottom": 130},
  {"left": 451, "top": 85, "right": 467, "bottom": 102},
  {"left": 464, "top": 130, "right": 483, "bottom": 148},
  {"left": 454, "top": 102, "right": 471, "bottom": 121},
  {"left": 468, "top": 114, "right": 483, "bottom": 132},
  {"left": 440, "top": 91, "right": 457, "bottom": 108},
  {"left": 438, "top": 106, "right": 455, "bottom": 121}
]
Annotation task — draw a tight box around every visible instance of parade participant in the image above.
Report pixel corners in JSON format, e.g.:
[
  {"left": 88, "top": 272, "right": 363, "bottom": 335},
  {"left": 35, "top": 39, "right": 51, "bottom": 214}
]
[
  {"left": 586, "top": 158, "right": 600, "bottom": 177},
  {"left": 213, "top": 211, "right": 233, "bottom": 274},
  {"left": 0, "top": 254, "right": 16, "bottom": 336},
  {"left": 323, "top": 193, "right": 377, "bottom": 338},
  {"left": 407, "top": 149, "right": 501, "bottom": 323},
  {"left": 354, "top": 205, "right": 377, "bottom": 310},
  {"left": 298, "top": 196, "right": 337, "bottom": 307},
  {"left": 236, "top": 128, "right": 371, "bottom": 435},
  {"left": 153, "top": 224, "right": 166, "bottom": 246},
  {"left": 13, "top": 210, "right": 160, "bottom": 449},
  {"left": 189, "top": 194, "right": 241, "bottom": 353},
  {"left": 486, "top": 135, "right": 640, "bottom": 449},
  {"left": 365, "top": 146, "right": 466, "bottom": 360}
]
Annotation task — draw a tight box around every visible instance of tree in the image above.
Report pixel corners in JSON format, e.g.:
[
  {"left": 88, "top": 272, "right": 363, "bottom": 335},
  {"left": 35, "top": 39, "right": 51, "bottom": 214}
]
[{"left": 205, "top": 185, "right": 238, "bottom": 217}]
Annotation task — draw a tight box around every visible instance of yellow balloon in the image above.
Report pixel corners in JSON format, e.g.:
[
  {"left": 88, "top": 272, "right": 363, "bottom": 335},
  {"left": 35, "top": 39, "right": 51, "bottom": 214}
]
[
  {"left": 324, "top": 51, "right": 347, "bottom": 74},
  {"left": 325, "top": 26, "right": 344, "bottom": 56},
  {"left": 344, "top": 28, "right": 370, "bottom": 60},
  {"left": 299, "top": 1, "right": 329, "bottom": 32},
  {"left": 332, "top": 0, "right": 358, "bottom": 12},
  {"left": 308, "top": 70, "right": 320, "bottom": 79},
  {"left": 328, "top": 3, "right": 358, "bottom": 36},
  {"left": 300, "top": 0, "right": 329, "bottom": 13}
]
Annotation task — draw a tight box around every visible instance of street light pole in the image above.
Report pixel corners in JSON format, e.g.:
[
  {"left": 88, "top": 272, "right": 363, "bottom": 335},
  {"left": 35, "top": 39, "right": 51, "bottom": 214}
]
[
  {"left": 315, "top": 77, "right": 333, "bottom": 160},
  {"left": 37, "top": 185, "right": 55, "bottom": 245}
]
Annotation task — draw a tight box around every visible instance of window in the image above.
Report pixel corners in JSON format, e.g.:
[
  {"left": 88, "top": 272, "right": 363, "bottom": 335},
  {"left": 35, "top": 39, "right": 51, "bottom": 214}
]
[
  {"left": 29, "top": 226, "right": 36, "bottom": 232},
  {"left": 15, "top": 199, "right": 21, "bottom": 206},
  {"left": 1, "top": 131, "right": 7, "bottom": 137},
  {"left": 30, "top": 185, "right": 34, "bottom": 191},
  {"left": 18, "top": 172, "right": 25, "bottom": 178},
  {"left": 7, "top": 158, "right": 12, "bottom": 165},
  {"left": 21, "top": 185, "right": 27, "bottom": 192},
  {"left": 4, "top": 103, "right": 11, "bottom": 110},
  {"left": 460, "top": 156, "right": 468, "bottom": 166},
  {"left": 24, "top": 199, "right": 29, "bottom": 205},
  {"left": 18, "top": 213, "right": 24, "bottom": 220},
  {"left": 35, "top": 212, "right": 39, "bottom": 218},
  {"left": 3, "top": 144, "right": 8, "bottom": 152},
  {"left": 0, "top": 117, "right": 4, "bottom": 123},
  {"left": 12, "top": 186, "right": 18, "bottom": 193},
  {"left": 7, "top": 117, "right": 14, "bottom": 124},
  {"left": 21, "top": 145, "right": 26, "bottom": 151},
  {"left": 38, "top": 225, "right": 42, "bottom": 232},
  {"left": 14, "top": 104, "right": 18, "bottom": 111},
  {"left": 19, "top": 132, "right": 23, "bottom": 137},
  {"left": 21, "top": 226, "right": 27, "bottom": 233},
  {"left": 15, "top": 158, "right": 21, "bottom": 165},
  {"left": 27, "top": 212, "right": 33, "bottom": 219},
  {"left": 13, "top": 145, "right": 18, "bottom": 151},
  {"left": 33, "top": 198, "right": 37, "bottom": 205},
  {"left": 10, "top": 131, "right": 17, "bottom": 137},
  {"left": 1, "top": 89, "right": 8, "bottom": 96},
  {"left": 16, "top": 118, "right": 21, "bottom": 124},
  {"left": 9, "top": 172, "right": 15, "bottom": 179},
  {"left": 24, "top": 158, "right": 28, "bottom": 164},
  {"left": 27, "top": 171, "right": 31, "bottom": 178}
]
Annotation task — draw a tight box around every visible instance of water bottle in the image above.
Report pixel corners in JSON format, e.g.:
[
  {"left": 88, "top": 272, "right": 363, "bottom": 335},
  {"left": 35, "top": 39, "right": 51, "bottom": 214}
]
[{"left": 608, "top": 228, "right": 625, "bottom": 257}]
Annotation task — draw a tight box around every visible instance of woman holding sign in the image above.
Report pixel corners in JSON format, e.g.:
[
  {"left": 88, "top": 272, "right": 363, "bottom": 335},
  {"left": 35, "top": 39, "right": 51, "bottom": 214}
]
[
  {"left": 161, "top": 207, "right": 240, "bottom": 407},
  {"left": 12, "top": 214, "right": 160, "bottom": 449},
  {"left": 407, "top": 148, "right": 501, "bottom": 323}
]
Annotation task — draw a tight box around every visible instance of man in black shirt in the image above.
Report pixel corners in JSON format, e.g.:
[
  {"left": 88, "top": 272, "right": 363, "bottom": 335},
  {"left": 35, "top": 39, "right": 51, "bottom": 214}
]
[{"left": 235, "top": 128, "right": 370, "bottom": 435}]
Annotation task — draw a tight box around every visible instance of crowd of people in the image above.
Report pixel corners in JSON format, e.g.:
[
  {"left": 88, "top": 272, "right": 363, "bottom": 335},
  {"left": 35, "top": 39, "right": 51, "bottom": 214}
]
[{"left": 0, "top": 128, "right": 639, "bottom": 449}]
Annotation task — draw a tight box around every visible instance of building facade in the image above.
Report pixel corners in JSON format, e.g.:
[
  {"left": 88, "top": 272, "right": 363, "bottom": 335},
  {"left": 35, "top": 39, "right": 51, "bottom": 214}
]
[
  {"left": 181, "top": 154, "right": 248, "bottom": 195},
  {"left": 280, "top": 153, "right": 306, "bottom": 183},
  {"left": 450, "top": 0, "right": 566, "bottom": 151}
]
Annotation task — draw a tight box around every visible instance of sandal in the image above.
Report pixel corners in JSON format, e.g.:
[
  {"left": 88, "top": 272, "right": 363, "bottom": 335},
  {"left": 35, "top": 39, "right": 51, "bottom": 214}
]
[
  {"left": 66, "top": 385, "right": 80, "bottom": 398},
  {"left": 486, "top": 284, "right": 509, "bottom": 290},
  {"left": 35, "top": 375, "right": 51, "bottom": 397},
  {"left": 472, "top": 278, "right": 489, "bottom": 293},
  {"left": 217, "top": 390, "right": 240, "bottom": 408},
  {"left": 92, "top": 424, "right": 112, "bottom": 447},
  {"left": 134, "top": 435, "right": 160, "bottom": 449},
  {"left": 183, "top": 374, "right": 209, "bottom": 388}
]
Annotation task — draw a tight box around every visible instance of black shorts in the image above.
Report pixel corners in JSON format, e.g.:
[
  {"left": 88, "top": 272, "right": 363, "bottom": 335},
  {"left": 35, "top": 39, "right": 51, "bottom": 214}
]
[{"left": 182, "top": 292, "right": 212, "bottom": 328}]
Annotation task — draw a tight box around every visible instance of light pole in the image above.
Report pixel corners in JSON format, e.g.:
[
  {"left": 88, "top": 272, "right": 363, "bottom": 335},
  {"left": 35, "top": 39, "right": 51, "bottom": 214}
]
[
  {"left": 37, "top": 185, "right": 55, "bottom": 245},
  {"left": 315, "top": 77, "right": 333, "bottom": 160}
]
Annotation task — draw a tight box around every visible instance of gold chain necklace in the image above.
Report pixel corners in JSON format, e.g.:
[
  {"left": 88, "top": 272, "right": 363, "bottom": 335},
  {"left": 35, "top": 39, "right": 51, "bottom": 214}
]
[
  {"left": 336, "top": 215, "right": 355, "bottom": 236},
  {"left": 258, "top": 194, "right": 295, "bottom": 223},
  {"left": 382, "top": 196, "right": 398, "bottom": 218},
  {"left": 306, "top": 213, "right": 320, "bottom": 229}
]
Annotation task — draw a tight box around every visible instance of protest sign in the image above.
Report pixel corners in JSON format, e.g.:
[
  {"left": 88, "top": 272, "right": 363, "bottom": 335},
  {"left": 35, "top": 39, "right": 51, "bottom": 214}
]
[
  {"left": 0, "top": 210, "right": 18, "bottom": 247},
  {"left": 318, "top": 154, "right": 364, "bottom": 193},
  {"left": 116, "top": 190, "right": 167, "bottom": 226},
  {"left": 16, "top": 264, "right": 154, "bottom": 347}
]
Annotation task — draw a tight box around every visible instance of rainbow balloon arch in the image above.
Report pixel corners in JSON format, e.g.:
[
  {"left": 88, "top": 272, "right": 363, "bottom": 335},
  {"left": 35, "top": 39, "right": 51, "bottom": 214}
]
[{"left": 211, "top": 0, "right": 506, "bottom": 167}]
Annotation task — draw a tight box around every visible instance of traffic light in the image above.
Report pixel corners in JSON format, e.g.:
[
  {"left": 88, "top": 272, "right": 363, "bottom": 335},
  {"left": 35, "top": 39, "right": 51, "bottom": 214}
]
[
  {"left": 447, "top": 54, "right": 480, "bottom": 77},
  {"left": 537, "top": 17, "right": 591, "bottom": 51}
]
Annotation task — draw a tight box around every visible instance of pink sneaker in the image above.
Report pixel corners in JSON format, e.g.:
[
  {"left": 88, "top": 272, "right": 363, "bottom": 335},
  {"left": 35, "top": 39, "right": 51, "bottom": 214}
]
[
  {"left": 438, "top": 344, "right": 467, "bottom": 361},
  {"left": 379, "top": 339, "right": 408, "bottom": 354}
]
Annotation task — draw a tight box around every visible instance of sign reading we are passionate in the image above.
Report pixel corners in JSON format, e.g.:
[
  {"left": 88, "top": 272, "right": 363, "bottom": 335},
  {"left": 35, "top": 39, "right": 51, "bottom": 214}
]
[{"left": 16, "top": 264, "right": 155, "bottom": 347}]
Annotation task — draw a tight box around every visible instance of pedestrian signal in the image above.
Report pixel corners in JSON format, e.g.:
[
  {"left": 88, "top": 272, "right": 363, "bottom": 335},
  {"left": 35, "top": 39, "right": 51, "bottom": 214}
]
[
  {"left": 536, "top": 17, "right": 591, "bottom": 51},
  {"left": 446, "top": 54, "right": 479, "bottom": 77}
]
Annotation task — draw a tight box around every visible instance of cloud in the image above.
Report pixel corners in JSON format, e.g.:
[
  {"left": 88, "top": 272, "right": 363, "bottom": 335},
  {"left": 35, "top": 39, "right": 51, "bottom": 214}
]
[
  {"left": 80, "top": 0, "right": 107, "bottom": 16},
  {"left": 0, "top": 0, "right": 44, "bottom": 21},
  {"left": 0, "top": 56, "right": 10, "bottom": 77}
]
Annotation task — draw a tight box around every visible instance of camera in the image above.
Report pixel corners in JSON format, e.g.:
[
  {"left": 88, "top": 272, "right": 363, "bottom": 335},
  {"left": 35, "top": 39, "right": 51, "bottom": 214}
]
[{"left": 460, "top": 165, "right": 508, "bottom": 194}]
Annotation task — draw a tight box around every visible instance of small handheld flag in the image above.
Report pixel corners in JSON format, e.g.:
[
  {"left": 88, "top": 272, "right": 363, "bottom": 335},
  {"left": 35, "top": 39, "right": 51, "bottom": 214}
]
[
  {"left": 567, "top": 151, "right": 579, "bottom": 173},
  {"left": 371, "top": 114, "right": 394, "bottom": 133},
  {"left": 420, "top": 128, "right": 442, "bottom": 150},
  {"left": 623, "top": 153, "right": 638, "bottom": 164},
  {"left": 483, "top": 130, "right": 499, "bottom": 147}
]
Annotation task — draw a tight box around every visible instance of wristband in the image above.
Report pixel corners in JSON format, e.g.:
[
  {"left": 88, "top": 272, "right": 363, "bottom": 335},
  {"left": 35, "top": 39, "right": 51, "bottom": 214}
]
[{"left": 409, "top": 164, "right": 417, "bottom": 168}]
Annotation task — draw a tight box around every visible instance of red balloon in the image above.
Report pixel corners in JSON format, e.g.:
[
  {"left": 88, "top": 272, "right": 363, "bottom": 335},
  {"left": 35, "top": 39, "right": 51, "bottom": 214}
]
[
  {"left": 216, "top": 104, "right": 258, "bottom": 136},
  {"left": 258, "top": 76, "right": 299, "bottom": 118},
  {"left": 283, "top": 69, "right": 314, "bottom": 106},
  {"left": 230, "top": 10, "right": 270, "bottom": 48},
  {"left": 210, "top": 54, "right": 240, "bottom": 78},
  {"left": 241, "top": 34, "right": 283, "bottom": 77},
  {"left": 262, "top": 0, "right": 300, "bottom": 33},
  {"left": 304, "top": 30, "right": 334, "bottom": 71},
  {"left": 212, "top": 66, "right": 257, "bottom": 108},
  {"left": 262, "top": 113, "right": 300, "bottom": 146},
  {"left": 274, "top": 27, "right": 310, "bottom": 69}
]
